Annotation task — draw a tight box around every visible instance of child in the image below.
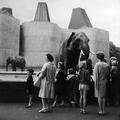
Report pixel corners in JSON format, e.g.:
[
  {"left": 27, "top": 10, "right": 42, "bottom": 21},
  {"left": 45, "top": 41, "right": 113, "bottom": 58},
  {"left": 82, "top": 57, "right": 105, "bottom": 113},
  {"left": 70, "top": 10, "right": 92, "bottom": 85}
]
[
  {"left": 25, "top": 69, "right": 34, "bottom": 108},
  {"left": 67, "top": 68, "right": 78, "bottom": 107},
  {"left": 78, "top": 61, "right": 90, "bottom": 114}
]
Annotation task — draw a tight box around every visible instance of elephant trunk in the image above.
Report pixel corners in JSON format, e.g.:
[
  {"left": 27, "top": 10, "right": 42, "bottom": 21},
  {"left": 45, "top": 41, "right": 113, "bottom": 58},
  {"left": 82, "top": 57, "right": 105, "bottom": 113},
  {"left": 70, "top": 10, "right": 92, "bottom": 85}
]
[{"left": 80, "top": 46, "right": 90, "bottom": 61}]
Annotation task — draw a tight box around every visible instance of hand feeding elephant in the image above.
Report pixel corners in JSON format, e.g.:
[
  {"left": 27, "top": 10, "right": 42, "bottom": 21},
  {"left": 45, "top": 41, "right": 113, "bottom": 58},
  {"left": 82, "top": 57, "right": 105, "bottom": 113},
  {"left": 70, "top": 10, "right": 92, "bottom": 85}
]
[
  {"left": 6, "top": 56, "right": 26, "bottom": 71},
  {"left": 59, "top": 32, "right": 90, "bottom": 73}
]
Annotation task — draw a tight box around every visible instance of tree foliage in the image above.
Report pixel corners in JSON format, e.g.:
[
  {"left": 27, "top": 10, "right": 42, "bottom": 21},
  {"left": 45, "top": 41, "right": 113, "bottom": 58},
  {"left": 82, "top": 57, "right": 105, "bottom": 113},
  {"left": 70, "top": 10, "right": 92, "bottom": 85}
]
[{"left": 109, "top": 41, "right": 120, "bottom": 70}]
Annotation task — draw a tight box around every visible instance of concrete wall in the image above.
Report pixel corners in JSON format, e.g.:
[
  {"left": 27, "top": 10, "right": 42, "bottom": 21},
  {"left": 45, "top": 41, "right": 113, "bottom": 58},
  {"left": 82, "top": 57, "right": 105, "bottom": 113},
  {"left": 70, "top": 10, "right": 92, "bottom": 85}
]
[
  {"left": 0, "top": 13, "right": 20, "bottom": 66},
  {"left": 21, "top": 22, "right": 64, "bottom": 67},
  {"left": 21, "top": 22, "right": 109, "bottom": 67},
  {"left": 62, "top": 27, "right": 109, "bottom": 66}
]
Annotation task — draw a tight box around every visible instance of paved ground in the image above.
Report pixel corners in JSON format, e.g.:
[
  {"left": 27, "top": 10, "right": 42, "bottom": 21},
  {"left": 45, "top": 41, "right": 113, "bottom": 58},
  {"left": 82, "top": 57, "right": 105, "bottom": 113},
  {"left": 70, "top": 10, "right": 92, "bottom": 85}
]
[{"left": 0, "top": 103, "right": 119, "bottom": 120}]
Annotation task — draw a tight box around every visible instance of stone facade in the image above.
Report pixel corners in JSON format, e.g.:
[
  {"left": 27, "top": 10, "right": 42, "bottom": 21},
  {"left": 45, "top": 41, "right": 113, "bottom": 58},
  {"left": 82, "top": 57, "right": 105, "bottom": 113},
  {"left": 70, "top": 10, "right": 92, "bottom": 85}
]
[
  {"left": 21, "top": 22, "right": 63, "bottom": 67},
  {"left": 0, "top": 13, "right": 20, "bottom": 66}
]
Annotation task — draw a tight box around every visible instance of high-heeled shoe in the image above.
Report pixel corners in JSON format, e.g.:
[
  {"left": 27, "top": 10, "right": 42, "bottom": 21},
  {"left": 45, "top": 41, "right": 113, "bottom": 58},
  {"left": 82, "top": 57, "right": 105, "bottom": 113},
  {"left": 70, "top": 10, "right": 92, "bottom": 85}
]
[
  {"left": 52, "top": 103, "right": 57, "bottom": 108},
  {"left": 83, "top": 110, "right": 87, "bottom": 114},
  {"left": 38, "top": 108, "right": 48, "bottom": 113},
  {"left": 25, "top": 104, "right": 33, "bottom": 108},
  {"left": 98, "top": 111, "right": 102, "bottom": 115}
]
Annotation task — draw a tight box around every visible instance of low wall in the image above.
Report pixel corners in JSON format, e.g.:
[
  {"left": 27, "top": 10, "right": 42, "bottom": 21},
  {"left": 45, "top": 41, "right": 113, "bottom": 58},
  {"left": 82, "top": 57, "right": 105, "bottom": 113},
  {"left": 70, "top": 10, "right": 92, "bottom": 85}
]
[{"left": 0, "top": 72, "right": 41, "bottom": 102}]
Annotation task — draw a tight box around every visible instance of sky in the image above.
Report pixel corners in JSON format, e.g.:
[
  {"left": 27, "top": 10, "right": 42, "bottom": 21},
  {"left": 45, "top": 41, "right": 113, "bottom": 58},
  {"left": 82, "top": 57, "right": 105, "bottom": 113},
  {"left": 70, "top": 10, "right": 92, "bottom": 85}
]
[{"left": 0, "top": 0, "right": 120, "bottom": 47}]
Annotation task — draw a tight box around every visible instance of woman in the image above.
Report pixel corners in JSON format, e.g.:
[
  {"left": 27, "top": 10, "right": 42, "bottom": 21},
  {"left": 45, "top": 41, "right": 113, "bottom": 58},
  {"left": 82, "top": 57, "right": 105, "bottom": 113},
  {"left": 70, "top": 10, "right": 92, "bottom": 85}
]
[
  {"left": 110, "top": 57, "right": 119, "bottom": 105},
  {"left": 93, "top": 51, "right": 109, "bottom": 115},
  {"left": 36, "top": 54, "right": 56, "bottom": 113},
  {"left": 52, "top": 62, "right": 66, "bottom": 107}
]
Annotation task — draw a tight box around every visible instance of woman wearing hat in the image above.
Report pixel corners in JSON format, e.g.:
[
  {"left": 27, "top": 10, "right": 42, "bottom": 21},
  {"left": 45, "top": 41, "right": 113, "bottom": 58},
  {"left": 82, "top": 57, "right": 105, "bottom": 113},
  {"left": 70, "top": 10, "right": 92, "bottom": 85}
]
[
  {"left": 93, "top": 51, "right": 109, "bottom": 115},
  {"left": 36, "top": 53, "right": 56, "bottom": 113}
]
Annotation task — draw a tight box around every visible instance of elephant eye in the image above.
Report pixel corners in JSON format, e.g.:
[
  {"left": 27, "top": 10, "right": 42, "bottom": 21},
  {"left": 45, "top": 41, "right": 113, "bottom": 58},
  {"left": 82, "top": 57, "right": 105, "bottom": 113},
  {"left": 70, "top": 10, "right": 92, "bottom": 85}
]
[{"left": 87, "top": 39, "right": 89, "bottom": 42}]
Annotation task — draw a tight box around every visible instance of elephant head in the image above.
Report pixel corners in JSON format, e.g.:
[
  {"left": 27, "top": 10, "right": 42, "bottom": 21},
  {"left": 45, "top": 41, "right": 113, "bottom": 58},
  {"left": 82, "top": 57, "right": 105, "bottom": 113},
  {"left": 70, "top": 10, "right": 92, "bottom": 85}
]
[
  {"left": 59, "top": 32, "right": 90, "bottom": 72},
  {"left": 6, "top": 57, "right": 16, "bottom": 71}
]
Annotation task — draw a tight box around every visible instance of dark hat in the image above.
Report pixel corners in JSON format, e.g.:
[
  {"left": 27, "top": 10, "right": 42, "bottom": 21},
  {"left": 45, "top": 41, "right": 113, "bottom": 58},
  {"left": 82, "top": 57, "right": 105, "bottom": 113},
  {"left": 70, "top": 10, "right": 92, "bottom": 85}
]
[
  {"left": 68, "top": 68, "right": 74, "bottom": 74},
  {"left": 27, "top": 68, "right": 34, "bottom": 74},
  {"left": 58, "top": 62, "right": 64, "bottom": 69},
  {"left": 96, "top": 51, "right": 105, "bottom": 60},
  {"left": 46, "top": 53, "right": 54, "bottom": 62},
  {"left": 110, "top": 57, "right": 117, "bottom": 61}
]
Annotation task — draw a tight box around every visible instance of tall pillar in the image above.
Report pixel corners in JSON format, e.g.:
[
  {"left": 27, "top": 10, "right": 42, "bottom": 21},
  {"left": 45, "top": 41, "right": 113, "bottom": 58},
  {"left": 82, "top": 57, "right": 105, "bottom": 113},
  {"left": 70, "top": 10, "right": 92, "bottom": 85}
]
[
  {"left": 34, "top": 2, "right": 50, "bottom": 22},
  {"left": 22, "top": 2, "right": 63, "bottom": 67},
  {"left": 68, "top": 8, "right": 92, "bottom": 29},
  {"left": 0, "top": 7, "right": 12, "bottom": 16}
]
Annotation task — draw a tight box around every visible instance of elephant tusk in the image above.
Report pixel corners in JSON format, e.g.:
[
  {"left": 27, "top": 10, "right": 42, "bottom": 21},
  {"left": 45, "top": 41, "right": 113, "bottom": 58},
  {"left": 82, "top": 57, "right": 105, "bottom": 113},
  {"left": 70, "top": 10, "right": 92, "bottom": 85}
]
[
  {"left": 81, "top": 50, "right": 84, "bottom": 55},
  {"left": 78, "top": 50, "right": 85, "bottom": 64}
]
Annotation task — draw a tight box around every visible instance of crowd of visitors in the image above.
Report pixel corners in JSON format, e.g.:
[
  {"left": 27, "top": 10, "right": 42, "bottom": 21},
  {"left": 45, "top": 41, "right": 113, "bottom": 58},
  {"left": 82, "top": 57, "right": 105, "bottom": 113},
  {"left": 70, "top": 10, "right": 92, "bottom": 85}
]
[{"left": 25, "top": 52, "right": 120, "bottom": 115}]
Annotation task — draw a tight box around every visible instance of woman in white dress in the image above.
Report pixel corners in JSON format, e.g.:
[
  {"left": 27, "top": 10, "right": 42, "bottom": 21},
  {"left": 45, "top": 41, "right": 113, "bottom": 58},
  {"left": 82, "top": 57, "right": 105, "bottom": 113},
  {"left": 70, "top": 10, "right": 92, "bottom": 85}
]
[
  {"left": 37, "top": 54, "right": 56, "bottom": 113},
  {"left": 94, "top": 51, "right": 109, "bottom": 115}
]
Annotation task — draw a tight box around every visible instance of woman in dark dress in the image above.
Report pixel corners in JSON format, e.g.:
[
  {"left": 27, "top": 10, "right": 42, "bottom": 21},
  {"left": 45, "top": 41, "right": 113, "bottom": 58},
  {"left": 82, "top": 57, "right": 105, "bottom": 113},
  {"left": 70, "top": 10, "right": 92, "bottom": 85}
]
[
  {"left": 110, "top": 57, "right": 120, "bottom": 105},
  {"left": 52, "top": 62, "right": 66, "bottom": 107}
]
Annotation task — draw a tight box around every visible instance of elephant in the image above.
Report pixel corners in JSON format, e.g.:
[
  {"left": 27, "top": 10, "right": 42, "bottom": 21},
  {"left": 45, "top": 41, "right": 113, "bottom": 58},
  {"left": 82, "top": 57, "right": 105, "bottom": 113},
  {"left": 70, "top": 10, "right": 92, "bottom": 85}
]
[
  {"left": 59, "top": 32, "right": 90, "bottom": 72},
  {"left": 6, "top": 56, "right": 26, "bottom": 71}
]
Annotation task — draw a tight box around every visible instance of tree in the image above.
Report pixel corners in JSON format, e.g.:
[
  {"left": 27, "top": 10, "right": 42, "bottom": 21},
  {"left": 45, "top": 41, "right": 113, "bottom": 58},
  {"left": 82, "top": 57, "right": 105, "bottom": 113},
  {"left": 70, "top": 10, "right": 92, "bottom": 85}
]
[{"left": 109, "top": 41, "right": 120, "bottom": 70}]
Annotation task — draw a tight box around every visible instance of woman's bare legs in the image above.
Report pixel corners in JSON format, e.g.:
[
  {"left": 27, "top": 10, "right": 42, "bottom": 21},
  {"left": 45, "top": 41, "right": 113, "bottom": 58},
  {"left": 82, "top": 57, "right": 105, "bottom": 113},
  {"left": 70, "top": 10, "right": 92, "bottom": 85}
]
[
  {"left": 102, "top": 97, "right": 106, "bottom": 114},
  {"left": 52, "top": 96, "right": 57, "bottom": 107},
  {"left": 98, "top": 97, "right": 102, "bottom": 114},
  {"left": 28, "top": 95, "right": 33, "bottom": 106},
  {"left": 83, "top": 89, "right": 88, "bottom": 113},
  {"left": 38, "top": 98, "right": 47, "bottom": 112},
  {"left": 79, "top": 90, "right": 83, "bottom": 112}
]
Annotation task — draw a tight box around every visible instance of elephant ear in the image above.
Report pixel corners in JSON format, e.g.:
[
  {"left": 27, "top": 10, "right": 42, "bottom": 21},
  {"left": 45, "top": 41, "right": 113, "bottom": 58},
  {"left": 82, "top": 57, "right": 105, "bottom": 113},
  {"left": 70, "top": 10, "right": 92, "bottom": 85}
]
[{"left": 66, "top": 32, "right": 75, "bottom": 48}]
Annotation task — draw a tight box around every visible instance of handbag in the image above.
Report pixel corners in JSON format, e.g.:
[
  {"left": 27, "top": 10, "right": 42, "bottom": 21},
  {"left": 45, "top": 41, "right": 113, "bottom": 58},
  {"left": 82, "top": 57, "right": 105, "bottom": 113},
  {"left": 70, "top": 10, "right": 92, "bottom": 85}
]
[{"left": 34, "top": 76, "right": 41, "bottom": 88}]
